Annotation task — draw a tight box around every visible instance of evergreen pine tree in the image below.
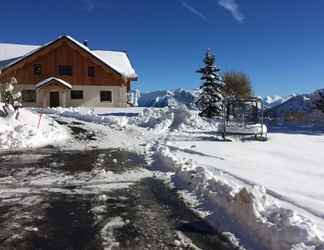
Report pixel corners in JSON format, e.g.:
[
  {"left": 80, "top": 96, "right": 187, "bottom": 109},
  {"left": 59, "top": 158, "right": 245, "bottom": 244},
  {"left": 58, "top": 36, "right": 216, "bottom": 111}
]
[
  {"left": 315, "top": 91, "right": 324, "bottom": 113},
  {"left": 196, "top": 50, "right": 224, "bottom": 118},
  {"left": 0, "top": 77, "right": 21, "bottom": 118}
]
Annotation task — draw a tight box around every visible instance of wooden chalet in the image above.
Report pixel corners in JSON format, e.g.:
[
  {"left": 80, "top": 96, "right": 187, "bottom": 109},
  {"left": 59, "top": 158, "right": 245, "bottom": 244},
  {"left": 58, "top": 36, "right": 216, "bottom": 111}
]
[{"left": 0, "top": 35, "right": 137, "bottom": 107}]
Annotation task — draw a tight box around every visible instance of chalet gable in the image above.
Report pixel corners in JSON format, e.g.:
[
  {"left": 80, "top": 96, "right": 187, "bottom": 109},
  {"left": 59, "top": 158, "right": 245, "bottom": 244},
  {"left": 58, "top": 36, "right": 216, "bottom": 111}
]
[{"left": 0, "top": 36, "right": 137, "bottom": 80}]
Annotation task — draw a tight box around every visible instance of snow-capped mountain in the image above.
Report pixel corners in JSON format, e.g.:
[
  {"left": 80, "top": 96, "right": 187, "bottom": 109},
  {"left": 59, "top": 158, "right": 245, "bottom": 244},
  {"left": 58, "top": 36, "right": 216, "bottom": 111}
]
[
  {"left": 138, "top": 88, "right": 289, "bottom": 109},
  {"left": 137, "top": 88, "right": 324, "bottom": 122},
  {"left": 266, "top": 94, "right": 312, "bottom": 115},
  {"left": 265, "top": 89, "right": 324, "bottom": 122},
  {"left": 138, "top": 89, "right": 199, "bottom": 108},
  {"left": 259, "top": 95, "right": 296, "bottom": 109}
]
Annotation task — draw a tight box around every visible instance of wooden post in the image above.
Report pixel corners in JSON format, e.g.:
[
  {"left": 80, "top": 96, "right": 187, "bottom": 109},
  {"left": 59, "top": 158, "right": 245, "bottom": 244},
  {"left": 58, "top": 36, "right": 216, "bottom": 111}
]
[
  {"left": 223, "top": 100, "right": 226, "bottom": 141},
  {"left": 37, "top": 113, "right": 43, "bottom": 129}
]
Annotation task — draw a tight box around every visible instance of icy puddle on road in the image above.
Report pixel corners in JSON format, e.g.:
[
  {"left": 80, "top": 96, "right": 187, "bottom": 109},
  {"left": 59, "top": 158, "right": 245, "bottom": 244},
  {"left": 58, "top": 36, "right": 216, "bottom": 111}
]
[{"left": 0, "top": 148, "right": 237, "bottom": 250}]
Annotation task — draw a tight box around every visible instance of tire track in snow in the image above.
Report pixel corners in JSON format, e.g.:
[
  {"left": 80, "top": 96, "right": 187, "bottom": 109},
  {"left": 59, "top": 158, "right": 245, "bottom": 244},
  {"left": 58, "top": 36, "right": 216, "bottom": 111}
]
[{"left": 163, "top": 144, "right": 225, "bottom": 161}]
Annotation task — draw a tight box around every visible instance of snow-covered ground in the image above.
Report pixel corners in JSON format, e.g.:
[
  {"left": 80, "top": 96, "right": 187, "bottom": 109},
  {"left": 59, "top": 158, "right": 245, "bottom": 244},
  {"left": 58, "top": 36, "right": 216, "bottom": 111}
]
[
  {"left": 165, "top": 133, "right": 324, "bottom": 218},
  {"left": 34, "top": 106, "right": 324, "bottom": 250},
  {"left": 160, "top": 133, "right": 324, "bottom": 249},
  {"left": 0, "top": 107, "right": 70, "bottom": 150}
]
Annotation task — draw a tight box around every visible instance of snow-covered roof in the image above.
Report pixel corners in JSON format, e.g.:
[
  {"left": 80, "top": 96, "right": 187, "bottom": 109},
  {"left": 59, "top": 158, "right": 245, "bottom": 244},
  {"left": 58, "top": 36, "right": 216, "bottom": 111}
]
[
  {"left": 34, "top": 77, "right": 72, "bottom": 90},
  {"left": 92, "top": 50, "right": 137, "bottom": 79},
  {"left": 0, "top": 36, "right": 137, "bottom": 79},
  {"left": 0, "top": 43, "right": 39, "bottom": 61}
]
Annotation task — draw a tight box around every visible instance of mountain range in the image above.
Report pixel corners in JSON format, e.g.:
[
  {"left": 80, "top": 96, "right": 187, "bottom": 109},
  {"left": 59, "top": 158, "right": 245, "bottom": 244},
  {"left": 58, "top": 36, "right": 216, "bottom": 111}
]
[{"left": 137, "top": 88, "right": 324, "bottom": 122}]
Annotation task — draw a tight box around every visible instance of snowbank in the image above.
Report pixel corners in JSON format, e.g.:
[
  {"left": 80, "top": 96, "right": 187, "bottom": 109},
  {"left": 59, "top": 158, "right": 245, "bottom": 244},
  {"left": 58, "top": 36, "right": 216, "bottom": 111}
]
[
  {"left": 42, "top": 107, "right": 130, "bottom": 130},
  {"left": 42, "top": 106, "right": 221, "bottom": 134},
  {"left": 44, "top": 106, "right": 268, "bottom": 138},
  {"left": 149, "top": 145, "right": 324, "bottom": 250},
  {"left": 128, "top": 106, "right": 221, "bottom": 133},
  {"left": 0, "top": 108, "right": 69, "bottom": 150}
]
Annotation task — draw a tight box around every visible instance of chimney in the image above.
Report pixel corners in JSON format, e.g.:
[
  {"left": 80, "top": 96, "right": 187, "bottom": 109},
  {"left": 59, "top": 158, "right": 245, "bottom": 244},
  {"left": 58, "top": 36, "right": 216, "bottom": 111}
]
[{"left": 83, "top": 40, "right": 88, "bottom": 47}]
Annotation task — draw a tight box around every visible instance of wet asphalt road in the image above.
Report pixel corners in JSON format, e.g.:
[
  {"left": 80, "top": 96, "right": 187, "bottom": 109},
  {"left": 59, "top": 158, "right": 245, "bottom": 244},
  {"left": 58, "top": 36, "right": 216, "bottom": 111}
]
[{"left": 0, "top": 119, "right": 238, "bottom": 250}]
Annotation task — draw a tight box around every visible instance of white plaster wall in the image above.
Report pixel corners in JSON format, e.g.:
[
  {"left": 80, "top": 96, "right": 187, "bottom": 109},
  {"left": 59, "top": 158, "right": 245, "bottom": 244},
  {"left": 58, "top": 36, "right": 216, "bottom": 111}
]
[
  {"left": 18, "top": 84, "right": 128, "bottom": 108},
  {"left": 67, "top": 85, "right": 128, "bottom": 107}
]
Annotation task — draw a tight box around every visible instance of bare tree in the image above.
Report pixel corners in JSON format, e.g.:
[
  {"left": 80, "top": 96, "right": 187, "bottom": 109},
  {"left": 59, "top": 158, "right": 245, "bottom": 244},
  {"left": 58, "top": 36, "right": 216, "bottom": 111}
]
[{"left": 223, "top": 71, "right": 253, "bottom": 99}]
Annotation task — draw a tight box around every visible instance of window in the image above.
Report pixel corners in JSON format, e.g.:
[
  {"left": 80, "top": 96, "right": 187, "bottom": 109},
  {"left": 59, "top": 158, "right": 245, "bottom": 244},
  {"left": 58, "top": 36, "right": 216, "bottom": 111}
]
[
  {"left": 71, "top": 90, "right": 83, "bottom": 100},
  {"left": 100, "top": 91, "right": 112, "bottom": 102},
  {"left": 59, "top": 65, "right": 73, "bottom": 76},
  {"left": 33, "top": 64, "right": 42, "bottom": 75},
  {"left": 88, "top": 66, "right": 95, "bottom": 77},
  {"left": 22, "top": 90, "right": 36, "bottom": 103}
]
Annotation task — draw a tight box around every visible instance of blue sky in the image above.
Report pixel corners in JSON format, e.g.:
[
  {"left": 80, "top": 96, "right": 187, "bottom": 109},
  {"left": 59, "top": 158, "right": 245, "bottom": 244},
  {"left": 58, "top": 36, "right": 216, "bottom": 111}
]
[{"left": 0, "top": 0, "right": 324, "bottom": 96}]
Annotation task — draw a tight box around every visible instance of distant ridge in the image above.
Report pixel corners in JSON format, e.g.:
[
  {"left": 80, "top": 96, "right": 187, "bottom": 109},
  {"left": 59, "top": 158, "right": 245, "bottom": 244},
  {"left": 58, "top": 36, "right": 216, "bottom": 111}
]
[
  {"left": 138, "top": 89, "right": 199, "bottom": 108},
  {"left": 138, "top": 88, "right": 291, "bottom": 110},
  {"left": 137, "top": 88, "right": 324, "bottom": 122}
]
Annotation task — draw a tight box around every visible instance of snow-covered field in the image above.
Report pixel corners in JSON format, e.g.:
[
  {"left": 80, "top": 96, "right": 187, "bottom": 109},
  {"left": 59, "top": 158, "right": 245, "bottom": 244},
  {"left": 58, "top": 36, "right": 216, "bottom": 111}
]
[
  {"left": 0, "top": 107, "right": 70, "bottom": 150},
  {"left": 31, "top": 106, "right": 324, "bottom": 250}
]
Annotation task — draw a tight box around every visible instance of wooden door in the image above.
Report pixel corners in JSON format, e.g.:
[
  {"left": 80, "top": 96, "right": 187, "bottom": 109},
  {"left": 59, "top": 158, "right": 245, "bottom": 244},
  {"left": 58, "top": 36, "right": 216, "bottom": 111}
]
[{"left": 50, "top": 92, "right": 60, "bottom": 107}]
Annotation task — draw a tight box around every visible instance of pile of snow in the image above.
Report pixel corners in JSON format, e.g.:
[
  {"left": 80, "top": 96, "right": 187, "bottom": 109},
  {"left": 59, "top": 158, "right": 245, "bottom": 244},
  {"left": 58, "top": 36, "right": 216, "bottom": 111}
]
[
  {"left": 42, "top": 107, "right": 130, "bottom": 130},
  {"left": 128, "top": 106, "right": 220, "bottom": 133},
  {"left": 150, "top": 145, "right": 324, "bottom": 250},
  {"left": 43, "top": 106, "right": 220, "bottom": 133},
  {"left": 129, "top": 107, "right": 265, "bottom": 135},
  {"left": 0, "top": 107, "right": 69, "bottom": 150},
  {"left": 44, "top": 106, "right": 268, "bottom": 136},
  {"left": 138, "top": 89, "right": 199, "bottom": 108}
]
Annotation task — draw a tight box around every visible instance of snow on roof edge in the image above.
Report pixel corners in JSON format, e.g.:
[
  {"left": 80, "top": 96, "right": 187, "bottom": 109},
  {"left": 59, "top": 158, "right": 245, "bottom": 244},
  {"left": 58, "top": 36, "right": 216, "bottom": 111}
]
[
  {"left": 0, "top": 37, "right": 64, "bottom": 73},
  {"left": 0, "top": 43, "right": 40, "bottom": 62},
  {"left": 92, "top": 49, "right": 138, "bottom": 80},
  {"left": 34, "top": 77, "right": 72, "bottom": 89},
  {"left": 65, "top": 36, "right": 137, "bottom": 79}
]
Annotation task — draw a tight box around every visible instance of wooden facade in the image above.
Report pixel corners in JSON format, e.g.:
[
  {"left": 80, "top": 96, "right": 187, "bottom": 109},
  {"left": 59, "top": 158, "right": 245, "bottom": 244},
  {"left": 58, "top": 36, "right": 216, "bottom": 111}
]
[{"left": 0, "top": 37, "right": 127, "bottom": 86}]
